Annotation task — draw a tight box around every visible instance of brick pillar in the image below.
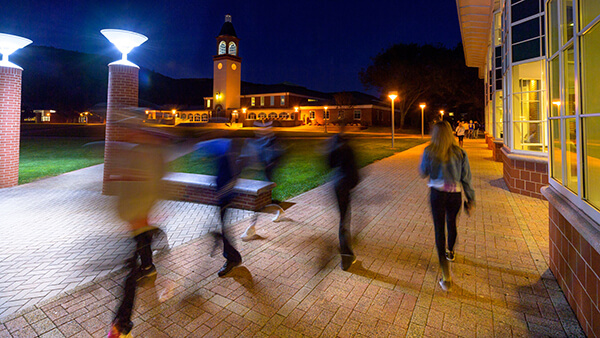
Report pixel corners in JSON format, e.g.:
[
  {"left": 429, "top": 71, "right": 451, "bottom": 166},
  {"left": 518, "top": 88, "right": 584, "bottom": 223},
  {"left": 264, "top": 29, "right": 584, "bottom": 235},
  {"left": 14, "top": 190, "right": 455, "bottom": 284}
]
[
  {"left": 0, "top": 66, "right": 23, "bottom": 188},
  {"left": 102, "top": 63, "right": 139, "bottom": 194}
]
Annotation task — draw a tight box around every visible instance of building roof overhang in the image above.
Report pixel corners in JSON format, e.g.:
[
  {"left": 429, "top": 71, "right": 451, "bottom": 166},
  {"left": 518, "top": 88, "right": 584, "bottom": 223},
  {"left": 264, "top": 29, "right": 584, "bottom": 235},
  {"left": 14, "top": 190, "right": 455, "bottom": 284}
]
[{"left": 456, "top": 0, "right": 494, "bottom": 78}]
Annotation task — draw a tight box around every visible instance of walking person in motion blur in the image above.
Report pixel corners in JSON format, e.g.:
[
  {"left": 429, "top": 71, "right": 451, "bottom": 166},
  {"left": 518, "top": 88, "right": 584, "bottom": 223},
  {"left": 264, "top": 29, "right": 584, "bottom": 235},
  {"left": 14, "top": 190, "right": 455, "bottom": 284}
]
[
  {"left": 419, "top": 121, "right": 475, "bottom": 291},
  {"left": 108, "top": 123, "right": 168, "bottom": 338},
  {"left": 327, "top": 130, "right": 360, "bottom": 271}
]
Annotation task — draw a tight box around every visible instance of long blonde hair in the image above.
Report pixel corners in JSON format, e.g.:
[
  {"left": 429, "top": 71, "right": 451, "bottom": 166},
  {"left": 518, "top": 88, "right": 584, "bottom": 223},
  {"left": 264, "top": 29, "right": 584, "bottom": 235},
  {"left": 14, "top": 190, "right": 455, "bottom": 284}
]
[{"left": 427, "top": 121, "right": 459, "bottom": 163}]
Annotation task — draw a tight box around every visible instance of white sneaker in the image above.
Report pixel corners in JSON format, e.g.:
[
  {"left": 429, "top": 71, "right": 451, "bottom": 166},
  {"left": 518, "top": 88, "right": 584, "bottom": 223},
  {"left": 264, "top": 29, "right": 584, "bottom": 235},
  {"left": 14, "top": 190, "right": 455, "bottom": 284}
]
[
  {"left": 241, "top": 225, "right": 259, "bottom": 241},
  {"left": 272, "top": 209, "right": 285, "bottom": 222},
  {"left": 439, "top": 278, "right": 452, "bottom": 291}
]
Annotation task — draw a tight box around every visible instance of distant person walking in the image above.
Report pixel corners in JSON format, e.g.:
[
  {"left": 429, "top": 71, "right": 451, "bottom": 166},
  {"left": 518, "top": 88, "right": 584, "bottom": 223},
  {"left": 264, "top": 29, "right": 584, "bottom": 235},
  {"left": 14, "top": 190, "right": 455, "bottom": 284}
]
[
  {"left": 468, "top": 120, "right": 475, "bottom": 139},
  {"left": 327, "top": 132, "right": 360, "bottom": 270},
  {"left": 419, "top": 121, "right": 475, "bottom": 291},
  {"left": 455, "top": 122, "right": 466, "bottom": 147}
]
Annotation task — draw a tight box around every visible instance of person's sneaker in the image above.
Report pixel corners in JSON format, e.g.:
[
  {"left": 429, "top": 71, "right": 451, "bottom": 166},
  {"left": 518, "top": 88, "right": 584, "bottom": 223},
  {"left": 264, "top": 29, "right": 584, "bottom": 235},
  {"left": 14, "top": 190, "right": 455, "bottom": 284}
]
[
  {"left": 439, "top": 278, "right": 453, "bottom": 291},
  {"left": 341, "top": 254, "right": 357, "bottom": 271},
  {"left": 445, "top": 250, "right": 455, "bottom": 262},
  {"left": 137, "top": 264, "right": 157, "bottom": 283},
  {"left": 107, "top": 320, "right": 133, "bottom": 338},
  {"left": 218, "top": 260, "right": 241, "bottom": 277},
  {"left": 272, "top": 209, "right": 285, "bottom": 222},
  {"left": 241, "top": 225, "right": 259, "bottom": 241}
]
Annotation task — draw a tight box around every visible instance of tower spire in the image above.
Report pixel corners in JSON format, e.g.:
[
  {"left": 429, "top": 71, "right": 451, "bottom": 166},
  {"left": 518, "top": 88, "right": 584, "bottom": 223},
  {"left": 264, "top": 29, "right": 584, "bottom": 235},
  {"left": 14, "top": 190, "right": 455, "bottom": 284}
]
[{"left": 225, "top": 14, "right": 231, "bottom": 23}]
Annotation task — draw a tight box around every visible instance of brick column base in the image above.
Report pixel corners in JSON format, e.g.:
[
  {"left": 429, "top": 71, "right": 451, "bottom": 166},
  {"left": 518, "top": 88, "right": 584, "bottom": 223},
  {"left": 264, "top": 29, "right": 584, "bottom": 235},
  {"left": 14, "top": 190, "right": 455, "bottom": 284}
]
[
  {"left": 0, "top": 66, "right": 23, "bottom": 189},
  {"left": 102, "top": 63, "right": 139, "bottom": 195}
]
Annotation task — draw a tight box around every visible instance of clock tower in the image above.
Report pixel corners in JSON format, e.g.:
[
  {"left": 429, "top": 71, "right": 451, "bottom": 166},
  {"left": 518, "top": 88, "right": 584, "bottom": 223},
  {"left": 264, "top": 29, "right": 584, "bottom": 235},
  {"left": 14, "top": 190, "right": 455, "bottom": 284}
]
[{"left": 213, "top": 14, "right": 241, "bottom": 118}]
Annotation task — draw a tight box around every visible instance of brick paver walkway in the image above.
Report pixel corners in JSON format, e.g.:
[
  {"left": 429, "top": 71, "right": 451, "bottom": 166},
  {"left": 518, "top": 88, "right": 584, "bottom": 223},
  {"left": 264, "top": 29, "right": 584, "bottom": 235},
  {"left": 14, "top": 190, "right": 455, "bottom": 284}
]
[
  {"left": 0, "top": 164, "right": 253, "bottom": 319},
  {"left": 0, "top": 138, "right": 585, "bottom": 337}
]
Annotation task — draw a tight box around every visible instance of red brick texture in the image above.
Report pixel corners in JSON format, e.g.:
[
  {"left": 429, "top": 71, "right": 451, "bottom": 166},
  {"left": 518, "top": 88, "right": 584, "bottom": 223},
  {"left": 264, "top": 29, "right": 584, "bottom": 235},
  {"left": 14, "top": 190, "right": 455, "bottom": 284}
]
[
  {"left": 102, "top": 64, "right": 139, "bottom": 194},
  {"left": 162, "top": 175, "right": 275, "bottom": 211},
  {"left": 484, "top": 132, "right": 494, "bottom": 150},
  {"left": 492, "top": 140, "right": 504, "bottom": 162},
  {"left": 548, "top": 202, "right": 600, "bottom": 337},
  {"left": 501, "top": 146, "right": 547, "bottom": 200},
  {"left": 0, "top": 66, "right": 23, "bottom": 189}
]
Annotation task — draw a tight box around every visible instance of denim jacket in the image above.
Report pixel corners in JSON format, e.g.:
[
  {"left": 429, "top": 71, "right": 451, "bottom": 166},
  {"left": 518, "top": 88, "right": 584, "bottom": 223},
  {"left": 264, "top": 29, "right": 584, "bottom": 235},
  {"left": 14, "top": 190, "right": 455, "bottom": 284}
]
[{"left": 419, "top": 146, "right": 475, "bottom": 202}]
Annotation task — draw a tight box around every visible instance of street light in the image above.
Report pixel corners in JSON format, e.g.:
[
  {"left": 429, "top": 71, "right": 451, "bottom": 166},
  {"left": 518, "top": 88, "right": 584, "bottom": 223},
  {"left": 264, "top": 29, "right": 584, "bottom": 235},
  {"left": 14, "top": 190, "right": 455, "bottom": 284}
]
[
  {"left": 100, "top": 29, "right": 147, "bottom": 67},
  {"left": 440, "top": 110, "right": 444, "bottom": 121},
  {"left": 0, "top": 33, "right": 32, "bottom": 69},
  {"left": 419, "top": 103, "right": 426, "bottom": 138},
  {"left": 388, "top": 91, "right": 398, "bottom": 148},
  {"left": 324, "top": 106, "right": 328, "bottom": 133}
]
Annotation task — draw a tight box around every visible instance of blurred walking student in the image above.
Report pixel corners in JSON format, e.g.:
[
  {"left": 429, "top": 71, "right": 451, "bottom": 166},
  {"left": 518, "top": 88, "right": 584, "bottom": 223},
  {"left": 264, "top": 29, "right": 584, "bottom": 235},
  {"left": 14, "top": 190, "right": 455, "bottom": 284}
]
[
  {"left": 455, "top": 122, "right": 466, "bottom": 147},
  {"left": 197, "top": 138, "right": 244, "bottom": 277},
  {"left": 109, "top": 123, "right": 168, "bottom": 338},
  {"left": 419, "top": 121, "right": 475, "bottom": 291},
  {"left": 241, "top": 121, "right": 285, "bottom": 241},
  {"left": 327, "top": 131, "right": 360, "bottom": 271}
]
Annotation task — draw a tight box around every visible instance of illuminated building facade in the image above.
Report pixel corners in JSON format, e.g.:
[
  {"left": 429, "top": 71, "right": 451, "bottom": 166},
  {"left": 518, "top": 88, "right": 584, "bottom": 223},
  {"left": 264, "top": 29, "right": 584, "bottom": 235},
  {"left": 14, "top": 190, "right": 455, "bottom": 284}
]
[
  {"left": 167, "top": 15, "right": 392, "bottom": 128},
  {"left": 457, "top": 0, "right": 600, "bottom": 335}
]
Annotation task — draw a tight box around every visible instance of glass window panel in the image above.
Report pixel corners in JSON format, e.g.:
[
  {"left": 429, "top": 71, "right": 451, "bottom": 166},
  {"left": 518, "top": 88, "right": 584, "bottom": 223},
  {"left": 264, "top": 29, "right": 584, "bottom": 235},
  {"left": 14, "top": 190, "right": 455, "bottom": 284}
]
[
  {"left": 549, "top": 56, "right": 561, "bottom": 116},
  {"left": 494, "top": 12, "right": 502, "bottom": 46},
  {"left": 512, "top": 0, "right": 540, "bottom": 22},
  {"left": 512, "top": 19, "right": 541, "bottom": 43},
  {"left": 550, "top": 119, "right": 563, "bottom": 183},
  {"left": 579, "top": 0, "right": 600, "bottom": 30},
  {"left": 581, "top": 22, "right": 600, "bottom": 115},
  {"left": 565, "top": 118, "right": 578, "bottom": 192},
  {"left": 512, "top": 38, "right": 541, "bottom": 62},
  {"left": 514, "top": 121, "right": 543, "bottom": 151},
  {"left": 547, "top": 0, "right": 559, "bottom": 56},
  {"left": 584, "top": 116, "right": 600, "bottom": 209},
  {"left": 564, "top": 46, "right": 575, "bottom": 115},
  {"left": 562, "top": 0, "right": 574, "bottom": 44},
  {"left": 495, "top": 93, "right": 504, "bottom": 139}
]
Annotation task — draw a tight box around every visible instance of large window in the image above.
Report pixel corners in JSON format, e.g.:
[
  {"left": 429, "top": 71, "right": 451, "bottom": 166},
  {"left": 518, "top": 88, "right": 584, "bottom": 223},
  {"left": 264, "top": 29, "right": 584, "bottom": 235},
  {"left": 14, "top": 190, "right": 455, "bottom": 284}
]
[
  {"left": 269, "top": 112, "right": 277, "bottom": 119},
  {"left": 280, "top": 95, "right": 285, "bottom": 106},
  {"left": 251, "top": 97, "right": 256, "bottom": 106},
  {"left": 354, "top": 110, "right": 361, "bottom": 120},
  {"left": 260, "top": 96, "right": 265, "bottom": 106},
  {"left": 511, "top": 61, "right": 546, "bottom": 152},
  {"left": 547, "top": 0, "right": 600, "bottom": 217},
  {"left": 248, "top": 112, "right": 256, "bottom": 120},
  {"left": 258, "top": 112, "right": 267, "bottom": 119}
]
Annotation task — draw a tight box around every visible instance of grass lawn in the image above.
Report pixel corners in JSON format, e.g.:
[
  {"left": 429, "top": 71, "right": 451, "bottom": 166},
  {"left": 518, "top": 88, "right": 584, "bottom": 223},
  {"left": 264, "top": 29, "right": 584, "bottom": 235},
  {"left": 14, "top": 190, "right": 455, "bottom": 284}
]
[
  {"left": 19, "top": 138, "right": 105, "bottom": 184},
  {"left": 169, "top": 137, "right": 427, "bottom": 201}
]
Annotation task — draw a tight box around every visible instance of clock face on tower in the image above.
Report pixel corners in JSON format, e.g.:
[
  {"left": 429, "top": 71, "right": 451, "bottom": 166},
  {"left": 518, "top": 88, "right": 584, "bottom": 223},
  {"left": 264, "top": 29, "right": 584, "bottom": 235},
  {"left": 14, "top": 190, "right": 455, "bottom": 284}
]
[
  {"left": 218, "top": 41, "right": 226, "bottom": 55},
  {"left": 228, "top": 41, "right": 237, "bottom": 56},
  {"left": 231, "top": 64, "right": 237, "bottom": 70},
  {"left": 217, "top": 63, "right": 223, "bottom": 70}
]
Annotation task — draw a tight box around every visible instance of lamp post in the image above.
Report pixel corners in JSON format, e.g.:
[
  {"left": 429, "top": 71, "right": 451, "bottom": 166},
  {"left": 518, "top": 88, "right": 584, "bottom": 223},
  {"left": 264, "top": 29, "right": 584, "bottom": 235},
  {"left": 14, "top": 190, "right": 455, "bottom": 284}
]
[
  {"left": 388, "top": 91, "right": 398, "bottom": 148},
  {"left": 324, "top": 106, "right": 328, "bottom": 133},
  {"left": 0, "top": 32, "right": 32, "bottom": 188},
  {"left": 419, "top": 103, "right": 426, "bottom": 138},
  {"left": 100, "top": 29, "right": 148, "bottom": 194},
  {"left": 440, "top": 110, "right": 444, "bottom": 121}
]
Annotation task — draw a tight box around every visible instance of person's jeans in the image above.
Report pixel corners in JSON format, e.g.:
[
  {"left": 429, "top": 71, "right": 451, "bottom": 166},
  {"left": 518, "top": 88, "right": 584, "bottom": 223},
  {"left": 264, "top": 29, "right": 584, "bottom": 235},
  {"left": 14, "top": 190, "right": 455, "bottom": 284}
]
[
  {"left": 219, "top": 192, "right": 242, "bottom": 263},
  {"left": 430, "top": 188, "right": 462, "bottom": 279},
  {"left": 114, "top": 230, "right": 153, "bottom": 326},
  {"left": 335, "top": 184, "right": 353, "bottom": 256}
]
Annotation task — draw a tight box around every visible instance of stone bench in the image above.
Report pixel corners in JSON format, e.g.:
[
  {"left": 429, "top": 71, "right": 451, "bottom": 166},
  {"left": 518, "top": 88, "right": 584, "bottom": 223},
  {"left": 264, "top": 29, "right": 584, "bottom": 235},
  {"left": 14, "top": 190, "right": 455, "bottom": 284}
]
[{"left": 162, "top": 172, "right": 275, "bottom": 211}]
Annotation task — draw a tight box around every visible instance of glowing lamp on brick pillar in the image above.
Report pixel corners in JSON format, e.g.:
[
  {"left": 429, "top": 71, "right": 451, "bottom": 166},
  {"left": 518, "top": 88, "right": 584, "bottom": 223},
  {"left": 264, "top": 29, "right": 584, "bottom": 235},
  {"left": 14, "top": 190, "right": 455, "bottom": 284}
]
[
  {"left": 0, "top": 33, "right": 32, "bottom": 189},
  {"left": 100, "top": 28, "right": 148, "bottom": 194},
  {"left": 0, "top": 33, "right": 32, "bottom": 69},
  {"left": 101, "top": 29, "right": 147, "bottom": 67}
]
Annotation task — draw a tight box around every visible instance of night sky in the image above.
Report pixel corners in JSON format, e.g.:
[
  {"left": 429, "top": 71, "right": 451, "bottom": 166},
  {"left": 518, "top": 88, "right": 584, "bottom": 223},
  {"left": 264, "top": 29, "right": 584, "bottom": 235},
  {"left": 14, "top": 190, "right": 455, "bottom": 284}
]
[{"left": 1, "top": 1, "right": 461, "bottom": 96}]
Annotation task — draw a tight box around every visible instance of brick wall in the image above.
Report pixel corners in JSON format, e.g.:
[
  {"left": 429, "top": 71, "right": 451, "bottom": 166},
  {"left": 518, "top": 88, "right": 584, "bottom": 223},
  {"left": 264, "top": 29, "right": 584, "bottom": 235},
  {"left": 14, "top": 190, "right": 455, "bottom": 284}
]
[
  {"left": 163, "top": 177, "right": 274, "bottom": 211},
  {"left": 543, "top": 187, "right": 600, "bottom": 336},
  {"left": 501, "top": 146, "right": 547, "bottom": 199},
  {"left": 102, "top": 64, "right": 139, "bottom": 195},
  {"left": 0, "top": 66, "right": 23, "bottom": 188}
]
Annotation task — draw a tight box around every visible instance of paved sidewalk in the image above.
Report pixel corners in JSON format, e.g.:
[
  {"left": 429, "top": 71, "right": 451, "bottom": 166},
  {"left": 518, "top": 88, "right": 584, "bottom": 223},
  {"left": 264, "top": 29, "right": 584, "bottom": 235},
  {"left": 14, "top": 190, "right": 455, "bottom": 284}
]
[
  {"left": 0, "top": 164, "right": 253, "bottom": 319},
  {"left": 0, "top": 138, "right": 584, "bottom": 337}
]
